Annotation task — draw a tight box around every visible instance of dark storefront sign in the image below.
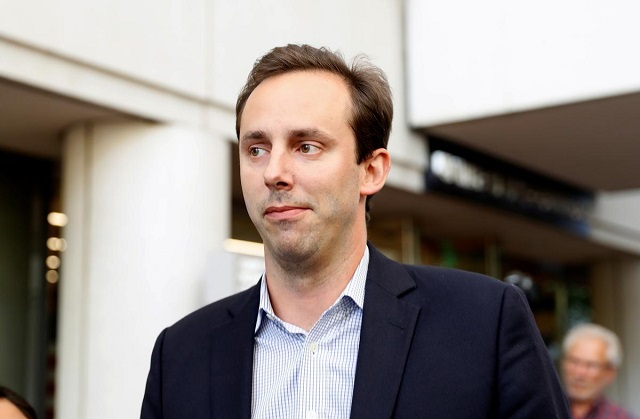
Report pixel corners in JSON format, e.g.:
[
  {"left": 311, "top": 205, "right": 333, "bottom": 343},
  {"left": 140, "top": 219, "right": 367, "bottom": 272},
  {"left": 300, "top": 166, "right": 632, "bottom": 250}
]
[{"left": 425, "top": 136, "right": 594, "bottom": 235}]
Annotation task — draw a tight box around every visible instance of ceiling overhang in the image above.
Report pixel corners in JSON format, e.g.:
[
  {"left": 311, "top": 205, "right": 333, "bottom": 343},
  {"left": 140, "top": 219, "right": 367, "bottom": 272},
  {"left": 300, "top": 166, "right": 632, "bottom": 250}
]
[
  {"left": 422, "top": 91, "right": 640, "bottom": 192},
  {"left": 0, "top": 77, "right": 132, "bottom": 158}
]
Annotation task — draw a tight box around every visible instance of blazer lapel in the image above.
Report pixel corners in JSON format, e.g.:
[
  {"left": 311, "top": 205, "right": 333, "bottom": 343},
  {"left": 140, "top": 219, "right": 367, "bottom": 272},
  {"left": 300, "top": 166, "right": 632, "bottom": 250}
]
[
  {"left": 350, "top": 245, "right": 420, "bottom": 418},
  {"left": 209, "top": 283, "right": 260, "bottom": 419}
]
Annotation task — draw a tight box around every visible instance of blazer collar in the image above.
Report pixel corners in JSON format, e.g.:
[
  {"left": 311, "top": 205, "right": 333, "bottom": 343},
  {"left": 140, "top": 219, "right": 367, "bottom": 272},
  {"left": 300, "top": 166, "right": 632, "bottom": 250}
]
[
  {"left": 209, "top": 283, "right": 260, "bottom": 419},
  {"left": 350, "top": 243, "right": 421, "bottom": 418},
  {"left": 365, "top": 243, "right": 417, "bottom": 296}
]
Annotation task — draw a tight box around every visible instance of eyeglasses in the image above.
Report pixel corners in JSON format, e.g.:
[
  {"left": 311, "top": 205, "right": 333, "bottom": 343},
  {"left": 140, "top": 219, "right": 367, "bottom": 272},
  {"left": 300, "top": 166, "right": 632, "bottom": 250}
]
[{"left": 563, "top": 355, "right": 611, "bottom": 373}]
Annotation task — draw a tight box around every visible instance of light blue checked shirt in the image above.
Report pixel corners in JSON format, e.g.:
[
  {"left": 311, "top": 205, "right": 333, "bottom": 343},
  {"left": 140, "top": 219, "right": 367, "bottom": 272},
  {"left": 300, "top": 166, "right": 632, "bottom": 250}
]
[{"left": 251, "top": 247, "right": 369, "bottom": 419}]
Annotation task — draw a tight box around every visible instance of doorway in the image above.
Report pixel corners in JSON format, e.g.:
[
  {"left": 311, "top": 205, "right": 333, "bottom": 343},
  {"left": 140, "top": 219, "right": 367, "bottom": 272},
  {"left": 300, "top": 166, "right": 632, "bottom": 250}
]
[{"left": 0, "top": 149, "right": 58, "bottom": 418}]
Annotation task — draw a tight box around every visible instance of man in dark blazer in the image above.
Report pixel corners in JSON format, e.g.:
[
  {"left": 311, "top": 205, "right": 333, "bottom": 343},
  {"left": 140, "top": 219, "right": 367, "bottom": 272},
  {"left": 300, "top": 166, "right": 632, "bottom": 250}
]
[{"left": 141, "top": 44, "right": 570, "bottom": 418}]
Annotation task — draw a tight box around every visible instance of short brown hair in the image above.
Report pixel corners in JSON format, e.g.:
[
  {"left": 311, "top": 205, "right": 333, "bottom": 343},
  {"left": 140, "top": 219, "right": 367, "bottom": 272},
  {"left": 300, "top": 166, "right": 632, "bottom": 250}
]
[{"left": 235, "top": 44, "right": 393, "bottom": 164}]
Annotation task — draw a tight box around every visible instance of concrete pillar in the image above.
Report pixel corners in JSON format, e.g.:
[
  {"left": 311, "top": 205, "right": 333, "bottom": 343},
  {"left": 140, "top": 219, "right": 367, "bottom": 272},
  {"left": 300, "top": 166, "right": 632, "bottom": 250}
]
[
  {"left": 616, "top": 258, "right": 640, "bottom": 416},
  {"left": 591, "top": 257, "right": 640, "bottom": 415},
  {"left": 56, "top": 121, "right": 231, "bottom": 419}
]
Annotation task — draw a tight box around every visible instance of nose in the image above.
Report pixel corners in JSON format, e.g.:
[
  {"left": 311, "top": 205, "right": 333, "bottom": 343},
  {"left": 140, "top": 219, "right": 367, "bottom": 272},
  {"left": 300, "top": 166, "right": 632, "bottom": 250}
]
[
  {"left": 570, "top": 362, "right": 591, "bottom": 378},
  {"left": 263, "top": 149, "right": 293, "bottom": 190}
]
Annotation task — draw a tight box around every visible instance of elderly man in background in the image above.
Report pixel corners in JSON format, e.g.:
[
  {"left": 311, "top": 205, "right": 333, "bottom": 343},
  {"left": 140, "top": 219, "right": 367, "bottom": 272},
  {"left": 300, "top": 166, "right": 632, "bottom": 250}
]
[{"left": 562, "top": 323, "right": 637, "bottom": 419}]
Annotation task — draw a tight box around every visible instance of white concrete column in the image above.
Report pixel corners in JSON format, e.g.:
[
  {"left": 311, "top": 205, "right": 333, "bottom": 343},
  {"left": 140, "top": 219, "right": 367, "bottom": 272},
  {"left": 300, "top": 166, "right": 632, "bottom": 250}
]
[
  {"left": 56, "top": 121, "right": 231, "bottom": 419},
  {"left": 616, "top": 258, "right": 640, "bottom": 416},
  {"left": 591, "top": 257, "right": 640, "bottom": 415}
]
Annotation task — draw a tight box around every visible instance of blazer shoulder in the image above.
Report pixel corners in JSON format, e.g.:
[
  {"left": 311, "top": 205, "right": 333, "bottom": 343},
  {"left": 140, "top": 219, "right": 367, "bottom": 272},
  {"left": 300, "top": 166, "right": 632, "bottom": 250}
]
[
  {"left": 166, "top": 283, "right": 259, "bottom": 338},
  {"left": 368, "top": 243, "right": 508, "bottom": 299},
  {"left": 399, "top": 262, "right": 516, "bottom": 313},
  {"left": 406, "top": 263, "right": 506, "bottom": 292}
]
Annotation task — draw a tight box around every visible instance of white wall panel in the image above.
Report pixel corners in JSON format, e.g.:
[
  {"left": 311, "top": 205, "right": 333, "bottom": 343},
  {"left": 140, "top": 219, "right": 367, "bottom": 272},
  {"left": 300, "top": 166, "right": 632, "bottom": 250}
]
[
  {"left": 0, "top": 0, "right": 207, "bottom": 98},
  {"left": 406, "top": 0, "right": 640, "bottom": 126}
]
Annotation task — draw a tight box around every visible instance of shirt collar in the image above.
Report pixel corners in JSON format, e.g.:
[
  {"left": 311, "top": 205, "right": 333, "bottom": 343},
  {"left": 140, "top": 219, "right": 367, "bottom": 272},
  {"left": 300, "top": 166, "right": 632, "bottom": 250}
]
[{"left": 254, "top": 245, "right": 370, "bottom": 333}]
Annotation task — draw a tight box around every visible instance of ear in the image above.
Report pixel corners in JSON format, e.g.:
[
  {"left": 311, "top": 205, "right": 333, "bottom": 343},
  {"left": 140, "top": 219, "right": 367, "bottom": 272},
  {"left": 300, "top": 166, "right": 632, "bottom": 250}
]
[{"left": 360, "top": 148, "right": 391, "bottom": 196}]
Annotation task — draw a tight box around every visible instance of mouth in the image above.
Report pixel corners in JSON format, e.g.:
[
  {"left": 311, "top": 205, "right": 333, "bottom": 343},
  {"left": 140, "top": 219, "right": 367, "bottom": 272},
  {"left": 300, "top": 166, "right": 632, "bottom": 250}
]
[{"left": 264, "top": 205, "right": 309, "bottom": 221}]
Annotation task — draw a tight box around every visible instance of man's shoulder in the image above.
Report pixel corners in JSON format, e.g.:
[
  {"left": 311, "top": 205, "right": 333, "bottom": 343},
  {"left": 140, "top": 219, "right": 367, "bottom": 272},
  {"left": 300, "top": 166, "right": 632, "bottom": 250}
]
[
  {"left": 165, "top": 284, "right": 259, "bottom": 338},
  {"left": 405, "top": 263, "right": 506, "bottom": 291},
  {"left": 599, "top": 398, "right": 639, "bottom": 419},
  {"left": 370, "top": 243, "right": 504, "bottom": 286},
  {"left": 368, "top": 243, "right": 513, "bottom": 301},
  {"left": 401, "top": 261, "right": 491, "bottom": 280},
  {"left": 371, "top": 247, "right": 507, "bottom": 292},
  {"left": 403, "top": 262, "right": 514, "bottom": 307}
]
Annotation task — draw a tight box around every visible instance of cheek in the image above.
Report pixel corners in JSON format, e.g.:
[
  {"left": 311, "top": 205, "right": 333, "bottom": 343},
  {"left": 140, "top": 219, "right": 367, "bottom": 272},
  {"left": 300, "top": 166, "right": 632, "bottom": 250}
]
[
  {"left": 240, "top": 180, "right": 261, "bottom": 214},
  {"left": 594, "top": 371, "right": 613, "bottom": 386},
  {"left": 240, "top": 168, "right": 261, "bottom": 193}
]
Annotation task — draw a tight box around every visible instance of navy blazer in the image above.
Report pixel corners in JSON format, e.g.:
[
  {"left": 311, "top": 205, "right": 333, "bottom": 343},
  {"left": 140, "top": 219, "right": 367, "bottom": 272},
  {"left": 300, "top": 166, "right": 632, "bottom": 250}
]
[{"left": 141, "top": 244, "right": 570, "bottom": 418}]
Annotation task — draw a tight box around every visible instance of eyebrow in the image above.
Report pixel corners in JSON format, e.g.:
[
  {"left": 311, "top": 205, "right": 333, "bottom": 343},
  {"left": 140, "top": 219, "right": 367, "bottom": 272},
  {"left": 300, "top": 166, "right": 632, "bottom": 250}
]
[
  {"left": 240, "top": 128, "right": 336, "bottom": 143},
  {"left": 290, "top": 128, "right": 334, "bottom": 141},
  {"left": 240, "top": 130, "right": 267, "bottom": 143}
]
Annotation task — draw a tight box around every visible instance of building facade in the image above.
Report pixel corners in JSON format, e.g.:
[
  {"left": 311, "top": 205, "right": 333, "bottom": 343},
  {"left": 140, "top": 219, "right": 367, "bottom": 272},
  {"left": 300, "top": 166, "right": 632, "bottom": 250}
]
[{"left": 0, "top": 1, "right": 639, "bottom": 417}]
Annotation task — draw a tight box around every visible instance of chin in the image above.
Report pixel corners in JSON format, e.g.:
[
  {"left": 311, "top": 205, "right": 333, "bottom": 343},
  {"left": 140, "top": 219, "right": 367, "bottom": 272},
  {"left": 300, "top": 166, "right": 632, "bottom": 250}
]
[
  {"left": 271, "top": 238, "right": 318, "bottom": 262},
  {"left": 568, "top": 390, "right": 596, "bottom": 403}
]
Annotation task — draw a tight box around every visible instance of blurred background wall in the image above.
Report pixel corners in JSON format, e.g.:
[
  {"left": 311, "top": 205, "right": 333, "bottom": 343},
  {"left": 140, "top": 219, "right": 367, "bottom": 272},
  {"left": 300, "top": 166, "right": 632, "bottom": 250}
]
[{"left": 0, "top": 0, "right": 638, "bottom": 417}]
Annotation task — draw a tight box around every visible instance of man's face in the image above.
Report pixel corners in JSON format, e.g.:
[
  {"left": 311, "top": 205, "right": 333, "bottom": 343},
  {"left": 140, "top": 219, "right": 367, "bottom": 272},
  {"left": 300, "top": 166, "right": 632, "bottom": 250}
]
[
  {"left": 562, "top": 336, "right": 616, "bottom": 403},
  {"left": 238, "top": 70, "right": 367, "bottom": 264}
]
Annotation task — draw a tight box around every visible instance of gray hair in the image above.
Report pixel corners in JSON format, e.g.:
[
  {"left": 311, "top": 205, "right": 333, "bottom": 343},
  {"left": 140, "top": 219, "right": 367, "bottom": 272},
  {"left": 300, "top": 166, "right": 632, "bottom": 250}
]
[{"left": 563, "top": 323, "right": 623, "bottom": 368}]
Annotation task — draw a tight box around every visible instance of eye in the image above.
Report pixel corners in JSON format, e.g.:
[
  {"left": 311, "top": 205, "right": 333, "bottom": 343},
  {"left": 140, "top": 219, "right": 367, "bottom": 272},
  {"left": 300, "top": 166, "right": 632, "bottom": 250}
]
[
  {"left": 300, "top": 144, "right": 320, "bottom": 154},
  {"left": 249, "top": 147, "right": 267, "bottom": 157}
]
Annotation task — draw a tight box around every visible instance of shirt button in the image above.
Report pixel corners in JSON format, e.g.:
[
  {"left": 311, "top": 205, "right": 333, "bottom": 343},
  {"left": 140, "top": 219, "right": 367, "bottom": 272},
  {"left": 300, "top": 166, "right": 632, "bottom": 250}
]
[
  {"left": 309, "top": 341, "right": 318, "bottom": 355},
  {"left": 306, "top": 410, "right": 318, "bottom": 419}
]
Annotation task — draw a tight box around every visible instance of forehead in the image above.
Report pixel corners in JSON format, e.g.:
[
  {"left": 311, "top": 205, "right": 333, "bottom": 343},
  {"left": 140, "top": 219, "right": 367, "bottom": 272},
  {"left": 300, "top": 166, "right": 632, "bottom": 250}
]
[
  {"left": 240, "top": 70, "right": 352, "bottom": 131},
  {"left": 568, "top": 336, "right": 608, "bottom": 360},
  {"left": 254, "top": 69, "right": 349, "bottom": 99}
]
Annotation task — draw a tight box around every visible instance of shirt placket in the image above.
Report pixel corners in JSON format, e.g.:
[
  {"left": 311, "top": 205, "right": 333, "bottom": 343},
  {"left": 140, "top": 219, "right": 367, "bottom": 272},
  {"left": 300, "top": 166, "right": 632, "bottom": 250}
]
[{"left": 298, "top": 300, "right": 351, "bottom": 419}]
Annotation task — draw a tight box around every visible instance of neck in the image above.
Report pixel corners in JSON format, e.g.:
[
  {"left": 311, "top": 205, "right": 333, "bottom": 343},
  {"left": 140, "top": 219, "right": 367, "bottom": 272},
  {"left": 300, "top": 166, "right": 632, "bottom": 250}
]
[
  {"left": 570, "top": 399, "right": 597, "bottom": 419},
  {"left": 265, "top": 238, "right": 366, "bottom": 331}
]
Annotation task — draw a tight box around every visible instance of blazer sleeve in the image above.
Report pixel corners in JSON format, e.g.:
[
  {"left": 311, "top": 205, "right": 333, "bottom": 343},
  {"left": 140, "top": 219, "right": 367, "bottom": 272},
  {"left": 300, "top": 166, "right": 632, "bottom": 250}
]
[
  {"left": 140, "top": 328, "right": 167, "bottom": 419},
  {"left": 496, "top": 285, "right": 570, "bottom": 418}
]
